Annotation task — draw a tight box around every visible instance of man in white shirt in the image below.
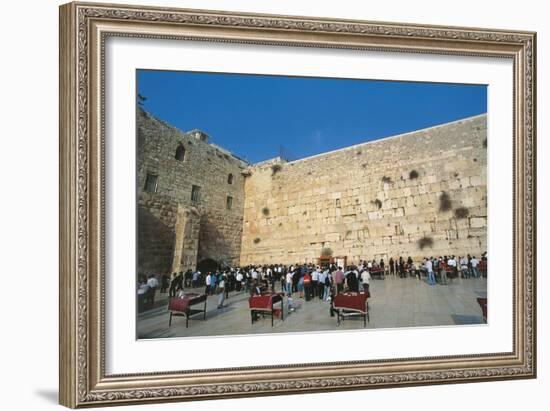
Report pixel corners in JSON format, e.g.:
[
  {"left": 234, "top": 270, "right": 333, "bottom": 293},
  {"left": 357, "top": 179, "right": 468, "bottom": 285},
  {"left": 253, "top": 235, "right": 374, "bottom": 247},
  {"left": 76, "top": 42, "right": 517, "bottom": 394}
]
[
  {"left": 460, "top": 256, "right": 469, "bottom": 278},
  {"left": 425, "top": 258, "right": 435, "bottom": 286},
  {"left": 205, "top": 273, "right": 212, "bottom": 295},
  {"left": 217, "top": 274, "right": 226, "bottom": 309},
  {"left": 311, "top": 268, "right": 320, "bottom": 298},
  {"left": 147, "top": 274, "right": 159, "bottom": 290},
  {"left": 285, "top": 270, "right": 293, "bottom": 296},
  {"left": 447, "top": 256, "right": 457, "bottom": 280},
  {"left": 360, "top": 269, "right": 371, "bottom": 293},
  {"left": 318, "top": 269, "right": 327, "bottom": 300},
  {"left": 235, "top": 271, "right": 243, "bottom": 292},
  {"left": 471, "top": 256, "right": 480, "bottom": 278},
  {"left": 447, "top": 256, "right": 456, "bottom": 268}
]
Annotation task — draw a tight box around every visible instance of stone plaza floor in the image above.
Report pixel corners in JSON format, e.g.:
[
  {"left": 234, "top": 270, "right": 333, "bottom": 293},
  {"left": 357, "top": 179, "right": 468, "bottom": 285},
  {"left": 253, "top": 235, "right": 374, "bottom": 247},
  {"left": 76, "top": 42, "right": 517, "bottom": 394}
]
[{"left": 137, "top": 275, "right": 487, "bottom": 339}]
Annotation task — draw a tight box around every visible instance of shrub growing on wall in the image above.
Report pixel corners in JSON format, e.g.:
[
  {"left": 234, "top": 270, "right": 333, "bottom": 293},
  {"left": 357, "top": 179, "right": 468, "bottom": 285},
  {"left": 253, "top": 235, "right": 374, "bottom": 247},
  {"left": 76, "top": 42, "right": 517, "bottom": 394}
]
[
  {"left": 271, "top": 164, "right": 282, "bottom": 175},
  {"left": 253, "top": 238, "right": 261, "bottom": 244},
  {"left": 321, "top": 247, "right": 333, "bottom": 256},
  {"left": 372, "top": 199, "right": 383, "bottom": 209},
  {"left": 439, "top": 192, "right": 452, "bottom": 212},
  {"left": 454, "top": 207, "right": 469, "bottom": 219},
  {"left": 381, "top": 176, "right": 392, "bottom": 184},
  {"left": 418, "top": 236, "right": 434, "bottom": 250},
  {"left": 262, "top": 207, "right": 270, "bottom": 216},
  {"left": 409, "top": 169, "right": 419, "bottom": 179}
]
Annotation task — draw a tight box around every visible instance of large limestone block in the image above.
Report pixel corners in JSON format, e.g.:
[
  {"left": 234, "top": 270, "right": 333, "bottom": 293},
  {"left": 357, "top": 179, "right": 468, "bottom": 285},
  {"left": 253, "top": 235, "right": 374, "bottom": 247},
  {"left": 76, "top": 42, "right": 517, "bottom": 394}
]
[
  {"left": 470, "top": 217, "right": 487, "bottom": 228},
  {"left": 368, "top": 211, "right": 381, "bottom": 220},
  {"left": 325, "top": 232, "right": 340, "bottom": 242},
  {"left": 470, "top": 176, "right": 483, "bottom": 186}
]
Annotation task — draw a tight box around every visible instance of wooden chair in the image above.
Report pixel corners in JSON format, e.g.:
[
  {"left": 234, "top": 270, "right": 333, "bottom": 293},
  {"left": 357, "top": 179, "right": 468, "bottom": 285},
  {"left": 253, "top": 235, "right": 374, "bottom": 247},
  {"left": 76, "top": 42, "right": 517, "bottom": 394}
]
[
  {"left": 332, "top": 292, "right": 370, "bottom": 327},
  {"left": 249, "top": 294, "right": 284, "bottom": 326},
  {"left": 168, "top": 293, "right": 207, "bottom": 328}
]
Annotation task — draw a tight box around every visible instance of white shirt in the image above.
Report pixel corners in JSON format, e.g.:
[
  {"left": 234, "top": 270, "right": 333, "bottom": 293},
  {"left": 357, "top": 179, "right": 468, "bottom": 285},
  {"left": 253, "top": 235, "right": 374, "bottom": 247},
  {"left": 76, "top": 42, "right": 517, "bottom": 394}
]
[
  {"left": 471, "top": 258, "right": 479, "bottom": 267},
  {"left": 236, "top": 273, "right": 243, "bottom": 281},
  {"left": 205, "top": 275, "right": 211, "bottom": 285},
  {"left": 147, "top": 277, "right": 159, "bottom": 288},
  {"left": 361, "top": 271, "right": 371, "bottom": 284},
  {"left": 251, "top": 270, "right": 258, "bottom": 279},
  {"left": 312, "top": 270, "right": 319, "bottom": 281},
  {"left": 286, "top": 272, "right": 293, "bottom": 283},
  {"left": 425, "top": 260, "right": 433, "bottom": 272}
]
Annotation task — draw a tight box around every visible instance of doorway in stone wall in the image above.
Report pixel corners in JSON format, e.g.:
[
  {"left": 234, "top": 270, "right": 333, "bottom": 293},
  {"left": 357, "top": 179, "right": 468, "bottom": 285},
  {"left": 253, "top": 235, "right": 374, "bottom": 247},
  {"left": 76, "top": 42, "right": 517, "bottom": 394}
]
[{"left": 197, "top": 258, "right": 220, "bottom": 274}]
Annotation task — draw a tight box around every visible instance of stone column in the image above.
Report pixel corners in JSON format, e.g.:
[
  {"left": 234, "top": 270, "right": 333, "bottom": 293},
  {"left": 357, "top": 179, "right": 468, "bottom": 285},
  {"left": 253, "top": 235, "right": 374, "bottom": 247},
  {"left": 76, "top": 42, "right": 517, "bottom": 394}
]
[{"left": 172, "top": 205, "right": 201, "bottom": 273}]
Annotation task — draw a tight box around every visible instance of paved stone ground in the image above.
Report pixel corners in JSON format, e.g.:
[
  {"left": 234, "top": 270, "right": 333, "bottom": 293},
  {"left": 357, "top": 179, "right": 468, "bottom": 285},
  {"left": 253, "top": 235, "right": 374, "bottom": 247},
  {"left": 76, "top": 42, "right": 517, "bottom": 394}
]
[{"left": 137, "top": 275, "right": 487, "bottom": 339}]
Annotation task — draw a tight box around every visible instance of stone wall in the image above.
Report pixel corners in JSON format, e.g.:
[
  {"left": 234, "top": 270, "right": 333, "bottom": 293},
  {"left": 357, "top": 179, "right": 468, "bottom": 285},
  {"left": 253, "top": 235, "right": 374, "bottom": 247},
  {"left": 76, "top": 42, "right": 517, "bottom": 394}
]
[
  {"left": 171, "top": 205, "right": 201, "bottom": 274},
  {"left": 137, "top": 108, "right": 247, "bottom": 274},
  {"left": 240, "top": 115, "right": 487, "bottom": 265},
  {"left": 137, "top": 193, "right": 178, "bottom": 275}
]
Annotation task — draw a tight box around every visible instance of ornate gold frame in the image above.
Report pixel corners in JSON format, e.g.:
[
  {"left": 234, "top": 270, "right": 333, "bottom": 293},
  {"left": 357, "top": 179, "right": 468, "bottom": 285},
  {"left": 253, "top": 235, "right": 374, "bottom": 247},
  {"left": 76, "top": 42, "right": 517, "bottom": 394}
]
[{"left": 59, "top": 2, "right": 537, "bottom": 408}]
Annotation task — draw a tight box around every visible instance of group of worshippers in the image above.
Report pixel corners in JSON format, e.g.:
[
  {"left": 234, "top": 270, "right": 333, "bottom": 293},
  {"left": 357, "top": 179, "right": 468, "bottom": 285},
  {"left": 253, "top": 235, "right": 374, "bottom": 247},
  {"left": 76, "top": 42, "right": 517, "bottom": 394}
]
[
  {"left": 189, "top": 263, "right": 375, "bottom": 304},
  {"left": 420, "top": 254, "right": 485, "bottom": 286},
  {"left": 138, "top": 252, "right": 487, "bottom": 312},
  {"left": 153, "top": 264, "right": 374, "bottom": 310},
  {"left": 280, "top": 264, "right": 374, "bottom": 302},
  {"left": 388, "top": 254, "right": 486, "bottom": 285}
]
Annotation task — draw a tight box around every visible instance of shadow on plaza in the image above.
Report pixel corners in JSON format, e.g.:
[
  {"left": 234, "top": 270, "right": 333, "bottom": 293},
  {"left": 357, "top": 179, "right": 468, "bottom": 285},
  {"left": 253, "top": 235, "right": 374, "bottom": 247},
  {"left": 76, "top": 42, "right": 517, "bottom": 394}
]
[{"left": 451, "top": 314, "right": 484, "bottom": 325}]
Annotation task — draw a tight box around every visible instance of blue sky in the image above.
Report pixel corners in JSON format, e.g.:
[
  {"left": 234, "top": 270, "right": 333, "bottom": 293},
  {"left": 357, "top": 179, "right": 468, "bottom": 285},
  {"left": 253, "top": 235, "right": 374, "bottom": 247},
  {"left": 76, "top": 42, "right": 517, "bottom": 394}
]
[{"left": 137, "top": 70, "right": 487, "bottom": 164}]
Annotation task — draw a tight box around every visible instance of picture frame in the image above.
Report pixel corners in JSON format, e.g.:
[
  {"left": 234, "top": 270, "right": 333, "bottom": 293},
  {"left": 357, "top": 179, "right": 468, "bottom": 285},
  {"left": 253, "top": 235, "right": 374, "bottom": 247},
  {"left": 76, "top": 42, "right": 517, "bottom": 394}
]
[{"left": 59, "top": 1, "right": 537, "bottom": 408}]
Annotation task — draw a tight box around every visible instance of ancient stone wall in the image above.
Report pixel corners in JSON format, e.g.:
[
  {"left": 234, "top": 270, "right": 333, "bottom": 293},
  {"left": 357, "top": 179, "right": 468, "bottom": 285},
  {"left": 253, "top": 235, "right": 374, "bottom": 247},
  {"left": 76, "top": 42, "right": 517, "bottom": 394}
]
[
  {"left": 137, "top": 109, "right": 247, "bottom": 275},
  {"left": 240, "top": 115, "right": 487, "bottom": 266},
  {"left": 172, "top": 205, "right": 201, "bottom": 274},
  {"left": 137, "top": 193, "right": 178, "bottom": 275}
]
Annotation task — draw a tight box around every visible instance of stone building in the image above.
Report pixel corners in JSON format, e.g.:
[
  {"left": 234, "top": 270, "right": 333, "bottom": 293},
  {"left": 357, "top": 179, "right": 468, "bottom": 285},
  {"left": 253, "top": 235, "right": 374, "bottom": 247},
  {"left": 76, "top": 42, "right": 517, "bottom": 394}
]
[
  {"left": 137, "top": 108, "right": 487, "bottom": 275},
  {"left": 137, "top": 108, "right": 248, "bottom": 275}
]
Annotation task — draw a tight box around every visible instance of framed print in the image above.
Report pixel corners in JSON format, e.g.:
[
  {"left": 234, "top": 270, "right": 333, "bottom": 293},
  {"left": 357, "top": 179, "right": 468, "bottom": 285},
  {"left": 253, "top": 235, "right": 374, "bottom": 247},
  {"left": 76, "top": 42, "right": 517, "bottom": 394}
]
[{"left": 59, "top": 1, "right": 537, "bottom": 408}]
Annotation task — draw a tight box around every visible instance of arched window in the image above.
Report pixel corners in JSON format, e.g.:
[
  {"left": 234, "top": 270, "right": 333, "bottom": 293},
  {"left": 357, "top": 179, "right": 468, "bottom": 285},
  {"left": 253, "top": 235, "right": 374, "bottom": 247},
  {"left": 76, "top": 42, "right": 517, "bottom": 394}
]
[
  {"left": 227, "top": 173, "right": 233, "bottom": 184},
  {"left": 175, "top": 144, "right": 186, "bottom": 161}
]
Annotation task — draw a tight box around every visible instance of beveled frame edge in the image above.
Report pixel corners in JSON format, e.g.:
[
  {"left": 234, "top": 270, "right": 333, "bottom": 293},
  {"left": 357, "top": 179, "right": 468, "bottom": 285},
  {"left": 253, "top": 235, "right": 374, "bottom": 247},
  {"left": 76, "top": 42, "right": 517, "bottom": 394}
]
[{"left": 59, "top": 1, "right": 537, "bottom": 408}]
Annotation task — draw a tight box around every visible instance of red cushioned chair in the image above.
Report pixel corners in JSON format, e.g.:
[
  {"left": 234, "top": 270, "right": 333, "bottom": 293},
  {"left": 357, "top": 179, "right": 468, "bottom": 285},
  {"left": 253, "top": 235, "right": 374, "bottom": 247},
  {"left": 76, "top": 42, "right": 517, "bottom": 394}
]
[
  {"left": 332, "top": 292, "right": 370, "bottom": 327},
  {"left": 167, "top": 293, "right": 207, "bottom": 328},
  {"left": 249, "top": 294, "right": 284, "bottom": 326}
]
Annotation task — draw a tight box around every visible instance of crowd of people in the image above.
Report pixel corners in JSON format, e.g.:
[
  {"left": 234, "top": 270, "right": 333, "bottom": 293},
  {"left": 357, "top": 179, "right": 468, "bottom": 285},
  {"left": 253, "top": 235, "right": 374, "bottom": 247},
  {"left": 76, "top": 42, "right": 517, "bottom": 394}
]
[
  {"left": 388, "top": 253, "right": 487, "bottom": 285},
  {"left": 137, "top": 253, "right": 487, "bottom": 311}
]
